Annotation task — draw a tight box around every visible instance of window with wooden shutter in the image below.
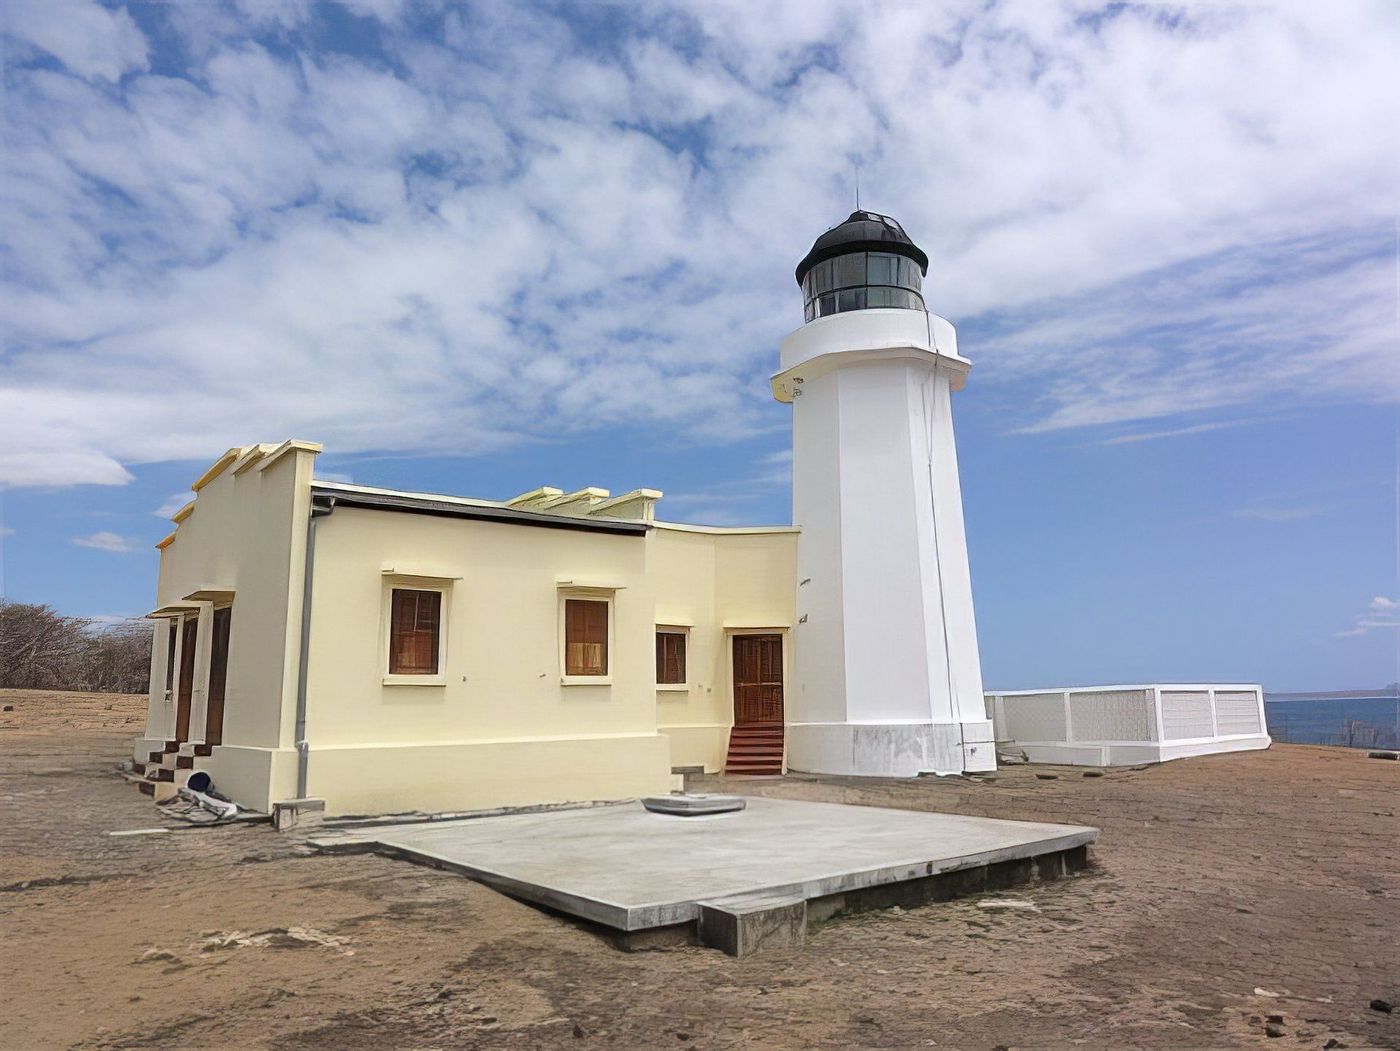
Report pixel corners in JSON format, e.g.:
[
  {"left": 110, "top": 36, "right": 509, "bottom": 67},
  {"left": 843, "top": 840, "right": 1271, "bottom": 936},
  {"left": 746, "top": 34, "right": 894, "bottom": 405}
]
[
  {"left": 656, "top": 630, "right": 686, "bottom": 685},
  {"left": 564, "top": 598, "right": 608, "bottom": 676},
  {"left": 389, "top": 588, "right": 441, "bottom": 675}
]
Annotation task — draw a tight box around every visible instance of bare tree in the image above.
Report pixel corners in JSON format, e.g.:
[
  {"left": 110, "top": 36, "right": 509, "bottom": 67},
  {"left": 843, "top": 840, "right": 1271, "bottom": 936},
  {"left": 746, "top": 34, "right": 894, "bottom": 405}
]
[{"left": 0, "top": 600, "right": 151, "bottom": 694}]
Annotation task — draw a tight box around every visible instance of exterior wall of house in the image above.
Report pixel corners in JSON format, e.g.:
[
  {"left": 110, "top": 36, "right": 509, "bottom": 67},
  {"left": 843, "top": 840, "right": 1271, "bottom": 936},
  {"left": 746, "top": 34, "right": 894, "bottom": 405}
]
[
  {"left": 137, "top": 441, "right": 320, "bottom": 811},
  {"left": 135, "top": 441, "right": 798, "bottom": 816},
  {"left": 301, "top": 505, "right": 674, "bottom": 815},
  {"left": 649, "top": 525, "right": 798, "bottom": 773}
]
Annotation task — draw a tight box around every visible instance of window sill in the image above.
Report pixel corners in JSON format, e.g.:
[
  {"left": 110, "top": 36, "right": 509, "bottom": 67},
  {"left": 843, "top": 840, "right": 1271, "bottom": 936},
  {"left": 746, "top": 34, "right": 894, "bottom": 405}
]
[
  {"left": 561, "top": 675, "right": 612, "bottom": 687},
  {"left": 656, "top": 684, "right": 690, "bottom": 693},
  {"left": 383, "top": 674, "right": 447, "bottom": 687}
]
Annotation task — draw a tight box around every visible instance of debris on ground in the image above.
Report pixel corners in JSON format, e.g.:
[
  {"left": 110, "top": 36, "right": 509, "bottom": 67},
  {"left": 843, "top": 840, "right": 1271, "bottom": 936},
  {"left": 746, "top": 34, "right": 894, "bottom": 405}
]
[
  {"left": 977, "top": 899, "right": 1039, "bottom": 913},
  {"left": 195, "top": 927, "right": 354, "bottom": 955},
  {"left": 137, "top": 948, "right": 180, "bottom": 965}
]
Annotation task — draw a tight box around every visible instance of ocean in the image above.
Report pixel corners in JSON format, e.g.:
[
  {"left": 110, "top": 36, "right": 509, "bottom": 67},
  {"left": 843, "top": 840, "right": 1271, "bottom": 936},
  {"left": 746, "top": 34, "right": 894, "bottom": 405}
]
[{"left": 1264, "top": 695, "right": 1400, "bottom": 750}]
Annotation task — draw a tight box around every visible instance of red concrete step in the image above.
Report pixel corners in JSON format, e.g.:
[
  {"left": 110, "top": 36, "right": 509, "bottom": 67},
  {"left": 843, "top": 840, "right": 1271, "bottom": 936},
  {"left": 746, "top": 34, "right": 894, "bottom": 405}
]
[{"left": 724, "top": 724, "right": 785, "bottom": 775}]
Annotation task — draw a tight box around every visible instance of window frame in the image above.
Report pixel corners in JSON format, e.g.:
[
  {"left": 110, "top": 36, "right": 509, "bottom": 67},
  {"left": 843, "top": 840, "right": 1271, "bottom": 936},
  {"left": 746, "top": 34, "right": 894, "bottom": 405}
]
[
  {"left": 655, "top": 625, "right": 690, "bottom": 691},
  {"left": 381, "top": 579, "right": 451, "bottom": 687},
  {"left": 558, "top": 589, "right": 615, "bottom": 686}
]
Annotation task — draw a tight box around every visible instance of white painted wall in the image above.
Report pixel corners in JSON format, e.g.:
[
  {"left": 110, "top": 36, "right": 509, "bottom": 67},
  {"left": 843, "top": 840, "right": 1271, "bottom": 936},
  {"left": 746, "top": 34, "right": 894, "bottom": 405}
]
[
  {"left": 987, "top": 684, "right": 1271, "bottom": 765},
  {"left": 789, "top": 369, "right": 846, "bottom": 725},
  {"left": 777, "top": 309, "right": 994, "bottom": 776}
]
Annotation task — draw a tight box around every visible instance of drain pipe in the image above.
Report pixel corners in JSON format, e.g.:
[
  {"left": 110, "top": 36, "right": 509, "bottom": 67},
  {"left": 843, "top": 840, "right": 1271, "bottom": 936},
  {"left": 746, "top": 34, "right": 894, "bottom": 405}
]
[{"left": 295, "top": 493, "right": 336, "bottom": 799}]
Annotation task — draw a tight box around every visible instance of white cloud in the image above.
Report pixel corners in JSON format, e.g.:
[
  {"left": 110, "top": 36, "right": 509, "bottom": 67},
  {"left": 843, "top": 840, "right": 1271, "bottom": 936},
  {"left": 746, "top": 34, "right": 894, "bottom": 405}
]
[
  {"left": 662, "top": 448, "right": 793, "bottom": 524},
  {"left": 2, "top": 0, "right": 149, "bottom": 82},
  {"left": 1336, "top": 596, "right": 1400, "bottom": 637},
  {"left": 1100, "top": 419, "right": 1262, "bottom": 446},
  {"left": 1231, "top": 506, "right": 1320, "bottom": 523},
  {"left": 1, "top": 2, "right": 1397, "bottom": 487},
  {"left": 152, "top": 493, "right": 190, "bottom": 518},
  {"left": 0, "top": 525, "right": 15, "bottom": 537},
  {"left": 0, "top": 445, "right": 134, "bottom": 489},
  {"left": 72, "top": 530, "right": 138, "bottom": 553}
]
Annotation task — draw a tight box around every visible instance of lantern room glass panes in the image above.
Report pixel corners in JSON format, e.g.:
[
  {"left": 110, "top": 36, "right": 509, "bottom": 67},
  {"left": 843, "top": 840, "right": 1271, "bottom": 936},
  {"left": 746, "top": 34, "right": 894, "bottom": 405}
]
[
  {"left": 801, "top": 251, "right": 924, "bottom": 322},
  {"left": 867, "top": 252, "right": 898, "bottom": 286}
]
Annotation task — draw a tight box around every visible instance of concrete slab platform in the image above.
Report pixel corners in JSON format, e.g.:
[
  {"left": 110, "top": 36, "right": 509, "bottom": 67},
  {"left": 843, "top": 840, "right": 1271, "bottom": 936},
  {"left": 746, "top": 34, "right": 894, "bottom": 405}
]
[{"left": 326, "top": 796, "right": 1098, "bottom": 944}]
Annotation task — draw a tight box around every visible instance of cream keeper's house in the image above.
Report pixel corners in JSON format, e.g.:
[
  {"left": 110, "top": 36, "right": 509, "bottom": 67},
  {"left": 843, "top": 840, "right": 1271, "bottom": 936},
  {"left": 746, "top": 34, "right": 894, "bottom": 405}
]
[{"left": 134, "top": 438, "right": 797, "bottom": 816}]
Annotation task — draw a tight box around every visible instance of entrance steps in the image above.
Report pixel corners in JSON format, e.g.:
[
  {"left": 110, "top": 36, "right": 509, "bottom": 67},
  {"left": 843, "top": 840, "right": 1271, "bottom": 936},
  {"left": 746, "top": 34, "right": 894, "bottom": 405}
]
[
  {"left": 129, "top": 739, "right": 212, "bottom": 798},
  {"left": 724, "top": 723, "right": 784, "bottom": 775}
]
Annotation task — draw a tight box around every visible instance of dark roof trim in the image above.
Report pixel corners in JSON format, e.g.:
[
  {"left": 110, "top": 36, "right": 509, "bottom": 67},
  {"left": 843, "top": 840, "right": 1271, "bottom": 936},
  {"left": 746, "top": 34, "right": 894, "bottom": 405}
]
[{"left": 310, "top": 485, "right": 650, "bottom": 536}]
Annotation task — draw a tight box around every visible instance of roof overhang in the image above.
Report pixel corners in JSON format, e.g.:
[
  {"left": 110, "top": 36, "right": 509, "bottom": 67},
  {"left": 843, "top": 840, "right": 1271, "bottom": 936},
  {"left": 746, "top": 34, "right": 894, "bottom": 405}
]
[
  {"left": 183, "top": 588, "right": 235, "bottom": 603},
  {"left": 146, "top": 603, "right": 199, "bottom": 620}
]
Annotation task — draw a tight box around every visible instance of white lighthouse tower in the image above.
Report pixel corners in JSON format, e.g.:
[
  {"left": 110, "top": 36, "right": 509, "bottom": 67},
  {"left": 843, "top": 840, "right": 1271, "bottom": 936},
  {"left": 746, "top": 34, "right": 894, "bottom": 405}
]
[{"left": 773, "top": 211, "right": 995, "bottom": 776}]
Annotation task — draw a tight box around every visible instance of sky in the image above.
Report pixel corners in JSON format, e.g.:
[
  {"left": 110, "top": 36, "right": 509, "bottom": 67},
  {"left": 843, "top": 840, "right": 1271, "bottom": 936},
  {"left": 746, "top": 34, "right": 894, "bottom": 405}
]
[{"left": 1, "top": 0, "right": 1397, "bottom": 691}]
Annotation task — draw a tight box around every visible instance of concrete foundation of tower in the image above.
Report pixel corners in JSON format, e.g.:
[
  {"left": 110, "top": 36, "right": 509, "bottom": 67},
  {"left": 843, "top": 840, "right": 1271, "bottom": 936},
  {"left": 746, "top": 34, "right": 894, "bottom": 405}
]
[{"left": 786, "top": 719, "right": 996, "bottom": 777}]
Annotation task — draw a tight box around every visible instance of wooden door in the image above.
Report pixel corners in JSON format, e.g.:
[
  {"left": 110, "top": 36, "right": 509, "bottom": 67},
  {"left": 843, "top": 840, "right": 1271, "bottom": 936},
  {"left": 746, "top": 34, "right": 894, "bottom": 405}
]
[
  {"left": 732, "top": 634, "right": 783, "bottom": 725},
  {"left": 174, "top": 617, "right": 197, "bottom": 742},
  {"left": 204, "top": 607, "right": 232, "bottom": 746}
]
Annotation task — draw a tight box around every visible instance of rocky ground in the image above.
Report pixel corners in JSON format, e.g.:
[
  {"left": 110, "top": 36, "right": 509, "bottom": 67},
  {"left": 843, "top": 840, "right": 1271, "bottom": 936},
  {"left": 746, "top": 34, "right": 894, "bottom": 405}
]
[{"left": 1, "top": 687, "right": 1396, "bottom": 1050}]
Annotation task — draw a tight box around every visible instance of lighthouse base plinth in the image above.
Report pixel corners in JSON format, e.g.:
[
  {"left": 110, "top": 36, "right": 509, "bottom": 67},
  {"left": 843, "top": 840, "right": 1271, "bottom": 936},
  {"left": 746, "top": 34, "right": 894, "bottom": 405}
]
[{"left": 786, "top": 720, "right": 996, "bottom": 778}]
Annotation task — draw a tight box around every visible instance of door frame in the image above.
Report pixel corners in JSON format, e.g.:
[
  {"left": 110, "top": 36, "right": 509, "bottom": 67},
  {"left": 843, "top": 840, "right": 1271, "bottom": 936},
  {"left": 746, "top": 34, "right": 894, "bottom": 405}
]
[
  {"left": 726, "top": 628, "right": 788, "bottom": 727},
  {"left": 203, "top": 604, "right": 233, "bottom": 747},
  {"left": 174, "top": 615, "right": 198, "bottom": 743}
]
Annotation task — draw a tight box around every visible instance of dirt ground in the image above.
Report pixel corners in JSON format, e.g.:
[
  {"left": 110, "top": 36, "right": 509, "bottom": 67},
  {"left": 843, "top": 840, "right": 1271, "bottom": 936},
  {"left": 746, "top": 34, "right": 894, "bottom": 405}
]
[{"left": 1, "top": 689, "right": 1397, "bottom": 1051}]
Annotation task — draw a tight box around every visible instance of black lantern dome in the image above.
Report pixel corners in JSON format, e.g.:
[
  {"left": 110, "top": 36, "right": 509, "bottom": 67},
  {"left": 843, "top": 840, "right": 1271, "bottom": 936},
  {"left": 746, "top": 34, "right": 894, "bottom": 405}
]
[{"left": 795, "top": 210, "right": 929, "bottom": 323}]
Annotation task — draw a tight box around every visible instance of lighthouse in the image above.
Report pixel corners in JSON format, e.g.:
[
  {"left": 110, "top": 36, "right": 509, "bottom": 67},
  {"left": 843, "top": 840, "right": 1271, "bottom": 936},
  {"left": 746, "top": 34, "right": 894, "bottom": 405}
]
[{"left": 772, "top": 211, "right": 995, "bottom": 776}]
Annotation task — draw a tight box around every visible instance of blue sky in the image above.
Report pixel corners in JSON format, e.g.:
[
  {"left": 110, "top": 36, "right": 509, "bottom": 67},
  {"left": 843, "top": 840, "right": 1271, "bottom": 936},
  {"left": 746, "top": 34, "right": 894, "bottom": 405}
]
[{"left": 1, "top": 0, "right": 1396, "bottom": 691}]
